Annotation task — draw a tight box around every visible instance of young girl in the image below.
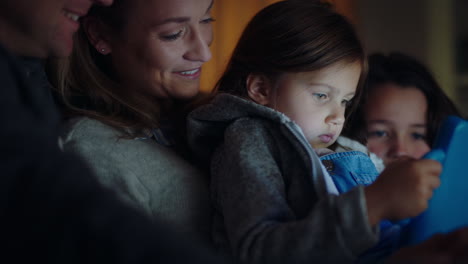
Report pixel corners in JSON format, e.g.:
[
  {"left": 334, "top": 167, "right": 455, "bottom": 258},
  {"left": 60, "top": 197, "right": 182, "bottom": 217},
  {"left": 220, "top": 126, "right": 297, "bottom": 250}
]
[
  {"left": 344, "top": 52, "right": 462, "bottom": 166},
  {"left": 187, "top": 1, "right": 441, "bottom": 263}
]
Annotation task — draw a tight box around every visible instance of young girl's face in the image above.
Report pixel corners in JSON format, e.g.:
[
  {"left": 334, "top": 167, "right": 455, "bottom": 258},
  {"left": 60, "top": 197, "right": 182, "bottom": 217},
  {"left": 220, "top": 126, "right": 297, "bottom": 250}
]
[
  {"left": 365, "top": 83, "right": 430, "bottom": 165},
  {"left": 271, "top": 61, "right": 361, "bottom": 149}
]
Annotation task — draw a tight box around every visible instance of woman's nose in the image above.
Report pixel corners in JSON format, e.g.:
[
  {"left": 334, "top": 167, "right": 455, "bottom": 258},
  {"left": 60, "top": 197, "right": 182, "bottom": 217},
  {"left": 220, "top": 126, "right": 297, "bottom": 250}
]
[{"left": 184, "top": 28, "right": 212, "bottom": 63}]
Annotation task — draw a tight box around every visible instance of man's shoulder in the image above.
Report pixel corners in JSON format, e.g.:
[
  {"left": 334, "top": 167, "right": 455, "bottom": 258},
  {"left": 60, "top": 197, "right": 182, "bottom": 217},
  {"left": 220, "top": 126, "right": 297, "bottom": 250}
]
[
  {"left": 0, "top": 44, "right": 22, "bottom": 87},
  {"left": 0, "top": 43, "right": 13, "bottom": 60}
]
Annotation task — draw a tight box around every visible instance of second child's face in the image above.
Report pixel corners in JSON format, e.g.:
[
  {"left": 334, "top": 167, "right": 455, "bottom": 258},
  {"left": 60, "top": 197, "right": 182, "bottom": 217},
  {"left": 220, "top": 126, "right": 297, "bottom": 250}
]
[
  {"left": 272, "top": 62, "right": 361, "bottom": 149},
  {"left": 365, "top": 83, "right": 430, "bottom": 165}
]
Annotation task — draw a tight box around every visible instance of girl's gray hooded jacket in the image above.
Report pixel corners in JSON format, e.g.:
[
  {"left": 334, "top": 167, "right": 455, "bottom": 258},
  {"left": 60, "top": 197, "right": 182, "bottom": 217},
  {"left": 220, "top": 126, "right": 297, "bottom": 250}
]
[{"left": 187, "top": 94, "right": 378, "bottom": 264}]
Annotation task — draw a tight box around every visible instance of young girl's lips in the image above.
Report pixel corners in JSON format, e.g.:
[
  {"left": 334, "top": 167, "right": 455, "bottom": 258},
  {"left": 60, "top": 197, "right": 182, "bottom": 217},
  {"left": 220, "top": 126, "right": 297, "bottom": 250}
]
[
  {"left": 319, "top": 134, "right": 334, "bottom": 143},
  {"left": 174, "top": 68, "right": 201, "bottom": 79}
]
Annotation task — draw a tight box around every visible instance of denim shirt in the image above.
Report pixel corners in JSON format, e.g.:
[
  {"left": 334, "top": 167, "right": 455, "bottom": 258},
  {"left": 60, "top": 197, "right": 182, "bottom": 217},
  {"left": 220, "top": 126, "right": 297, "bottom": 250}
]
[
  {"left": 320, "top": 151, "right": 402, "bottom": 264},
  {"left": 320, "top": 151, "right": 377, "bottom": 192}
]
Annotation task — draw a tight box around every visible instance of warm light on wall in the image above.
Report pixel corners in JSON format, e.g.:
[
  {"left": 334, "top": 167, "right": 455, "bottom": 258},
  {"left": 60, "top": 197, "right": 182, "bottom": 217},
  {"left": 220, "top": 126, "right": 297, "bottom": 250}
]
[{"left": 201, "top": 0, "right": 356, "bottom": 92}]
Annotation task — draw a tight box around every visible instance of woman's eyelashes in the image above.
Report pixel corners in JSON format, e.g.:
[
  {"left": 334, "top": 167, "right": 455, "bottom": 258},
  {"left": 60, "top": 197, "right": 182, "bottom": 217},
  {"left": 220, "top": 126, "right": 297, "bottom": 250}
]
[
  {"left": 201, "top": 17, "right": 216, "bottom": 24},
  {"left": 160, "top": 17, "right": 214, "bottom": 42},
  {"left": 161, "top": 28, "right": 185, "bottom": 41}
]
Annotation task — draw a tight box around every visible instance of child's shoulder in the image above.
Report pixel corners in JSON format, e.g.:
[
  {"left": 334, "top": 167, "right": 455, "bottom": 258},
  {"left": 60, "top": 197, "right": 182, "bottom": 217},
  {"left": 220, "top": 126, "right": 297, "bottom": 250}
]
[{"left": 224, "top": 116, "right": 281, "bottom": 140}]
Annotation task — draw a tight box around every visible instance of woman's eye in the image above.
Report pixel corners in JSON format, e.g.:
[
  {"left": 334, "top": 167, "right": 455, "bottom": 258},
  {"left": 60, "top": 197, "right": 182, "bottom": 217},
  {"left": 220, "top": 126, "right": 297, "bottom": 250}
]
[
  {"left": 161, "top": 29, "right": 184, "bottom": 41},
  {"left": 313, "top": 93, "right": 327, "bottom": 100},
  {"left": 368, "top": 130, "right": 388, "bottom": 138},
  {"left": 201, "top": 17, "right": 216, "bottom": 24}
]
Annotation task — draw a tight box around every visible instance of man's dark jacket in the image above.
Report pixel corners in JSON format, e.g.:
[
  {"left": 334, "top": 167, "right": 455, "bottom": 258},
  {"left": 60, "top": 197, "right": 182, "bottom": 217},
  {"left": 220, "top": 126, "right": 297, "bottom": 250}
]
[{"left": 0, "top": 44, "right": 224, "bottom": 264}]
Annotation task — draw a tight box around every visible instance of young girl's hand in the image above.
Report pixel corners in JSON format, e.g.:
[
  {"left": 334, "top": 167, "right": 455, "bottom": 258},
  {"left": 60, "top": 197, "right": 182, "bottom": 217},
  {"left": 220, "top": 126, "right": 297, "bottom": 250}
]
[{"left": 364, "top": 157, "right": 442, "bottom": 226}]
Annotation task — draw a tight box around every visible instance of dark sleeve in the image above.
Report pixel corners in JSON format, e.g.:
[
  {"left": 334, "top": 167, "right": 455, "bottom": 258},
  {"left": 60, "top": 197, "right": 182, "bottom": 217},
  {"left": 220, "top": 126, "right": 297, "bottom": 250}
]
[
  {"left": 0, "top": 47, "right": 227, "bottom": 264},
  {"left": 211, "top": 119, "right": 377, "bottom": 263}
]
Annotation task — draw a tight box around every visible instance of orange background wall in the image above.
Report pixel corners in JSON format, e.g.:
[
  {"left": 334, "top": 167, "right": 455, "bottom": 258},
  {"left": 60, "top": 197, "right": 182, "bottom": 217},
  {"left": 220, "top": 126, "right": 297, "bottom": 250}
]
[{"left": 201, "top": 0, "right": 356, "bottom": 91}]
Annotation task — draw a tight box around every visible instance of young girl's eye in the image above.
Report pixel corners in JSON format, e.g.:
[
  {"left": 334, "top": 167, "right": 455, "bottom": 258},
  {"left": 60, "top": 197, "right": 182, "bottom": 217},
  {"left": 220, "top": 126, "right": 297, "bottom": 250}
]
[
  {"left": 367, "top": 130, "right": 388, "bottom": 139},
  {"left": 342, "top": 99, "right": 353, "bottom": 107},
  {"left": 313, "top": 93, "right": 327, "bottom": 100},
  {"left": 201, "top": 17, "right": 216, "bottom": 24},
  {"left": 411, "top": 133, "right": 426, "bottom": 140},
  {"left": 161, "top": 29, "right": 184, "bottom": 41}
]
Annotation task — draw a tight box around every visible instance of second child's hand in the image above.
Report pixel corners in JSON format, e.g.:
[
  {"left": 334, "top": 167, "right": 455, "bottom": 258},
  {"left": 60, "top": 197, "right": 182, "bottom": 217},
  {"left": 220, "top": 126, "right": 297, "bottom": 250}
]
[{"left": 364, "top": 157, "right": 441, "bottom": 226}]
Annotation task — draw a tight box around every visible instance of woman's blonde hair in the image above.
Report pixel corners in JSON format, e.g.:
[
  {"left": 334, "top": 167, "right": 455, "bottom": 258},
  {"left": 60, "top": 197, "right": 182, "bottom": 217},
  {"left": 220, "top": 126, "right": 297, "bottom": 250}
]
[{"left": 50, "top": 1, "right": 162, "bottom": 136}]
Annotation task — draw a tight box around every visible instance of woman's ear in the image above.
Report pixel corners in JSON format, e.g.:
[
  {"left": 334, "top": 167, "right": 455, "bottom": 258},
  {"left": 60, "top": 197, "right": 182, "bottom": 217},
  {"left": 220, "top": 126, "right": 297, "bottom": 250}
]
[
  {"left": 82, "top": 17, "right": 112, "bottom": 55},
  {"left": 246, "top": 74, "right": 273, "bottom": 106}
]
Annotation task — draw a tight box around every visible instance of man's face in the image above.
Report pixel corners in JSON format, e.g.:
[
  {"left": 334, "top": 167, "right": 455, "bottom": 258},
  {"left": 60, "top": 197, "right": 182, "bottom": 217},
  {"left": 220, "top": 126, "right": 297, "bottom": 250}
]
[{"left": 0, "top": 0, "right": 113, "bottom": 58}]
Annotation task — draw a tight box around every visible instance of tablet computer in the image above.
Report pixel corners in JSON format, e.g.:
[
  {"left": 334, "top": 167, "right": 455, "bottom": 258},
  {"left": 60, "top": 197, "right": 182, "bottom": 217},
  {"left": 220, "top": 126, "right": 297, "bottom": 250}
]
[{"left": 401, "top": 115, "right": 468, "bottom": 245}]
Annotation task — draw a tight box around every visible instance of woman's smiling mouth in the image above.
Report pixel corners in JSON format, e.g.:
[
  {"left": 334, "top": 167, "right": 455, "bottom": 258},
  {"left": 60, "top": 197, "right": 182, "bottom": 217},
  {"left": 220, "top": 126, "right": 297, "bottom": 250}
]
[{"left": 175, "top": 68, "right": 201, "bottom": 79}]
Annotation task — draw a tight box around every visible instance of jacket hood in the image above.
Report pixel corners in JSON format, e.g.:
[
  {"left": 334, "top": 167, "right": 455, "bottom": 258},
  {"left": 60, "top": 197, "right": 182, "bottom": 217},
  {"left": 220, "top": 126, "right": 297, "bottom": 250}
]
[{"left": 187, "top": 93, "right": 292, "bottom": 166}]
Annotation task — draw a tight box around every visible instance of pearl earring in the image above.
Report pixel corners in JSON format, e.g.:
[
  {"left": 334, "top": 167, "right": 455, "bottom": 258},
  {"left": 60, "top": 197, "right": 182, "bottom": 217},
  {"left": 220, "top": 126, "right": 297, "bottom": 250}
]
[{"left": 100, "top": 48, "right": 106, "bottom": 53}]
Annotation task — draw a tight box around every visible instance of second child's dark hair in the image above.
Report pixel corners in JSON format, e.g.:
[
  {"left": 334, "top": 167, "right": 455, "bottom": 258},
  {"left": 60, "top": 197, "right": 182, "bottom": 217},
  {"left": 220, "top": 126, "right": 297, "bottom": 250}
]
[
  {"left": 215, "top": 0, "right": 366, "bottom": 117},
  {"left": 344, "top": 52, "right": 461, "bottom": 146}
]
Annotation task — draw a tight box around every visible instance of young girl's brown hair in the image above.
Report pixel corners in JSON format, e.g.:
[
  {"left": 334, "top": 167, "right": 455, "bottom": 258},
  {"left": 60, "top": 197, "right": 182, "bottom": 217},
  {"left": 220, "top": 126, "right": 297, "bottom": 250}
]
[{"left": 215, "top": 0, "right": 367, "bottom": 119}]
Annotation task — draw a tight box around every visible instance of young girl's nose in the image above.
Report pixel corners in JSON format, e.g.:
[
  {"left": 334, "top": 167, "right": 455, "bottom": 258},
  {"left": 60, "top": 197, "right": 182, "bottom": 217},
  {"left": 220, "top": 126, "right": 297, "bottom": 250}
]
[
  {"left": 327, "top": 105, "right": 345, "bottom": 125},
  {"left": 389, "top": 137, "right": 409, "bottom": 158}
]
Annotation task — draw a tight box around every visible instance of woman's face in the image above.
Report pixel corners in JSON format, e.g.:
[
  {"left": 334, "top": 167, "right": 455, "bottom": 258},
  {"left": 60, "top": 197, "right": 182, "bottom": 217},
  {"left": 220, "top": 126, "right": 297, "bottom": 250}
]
[
  {"left": 105, "top": 0, "right": 214, "bottom": 99},
  {"left": 365, "top": 83, "right": 430, "bottom": 165}
]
